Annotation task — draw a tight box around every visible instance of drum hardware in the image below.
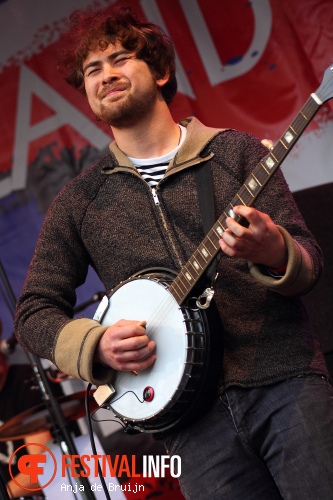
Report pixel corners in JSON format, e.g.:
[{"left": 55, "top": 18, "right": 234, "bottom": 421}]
[
  {"left": 0, "top": 333, "right": 17, "bottom": 356},
  {"left": 74, "top": 291, "right": 105, "bottom": 314},
  {"left": 0, "top": 259, "right": 98, "bottom": 500},
  {"left": 0, "top": 391, "right": 98, "bottom": 441}
]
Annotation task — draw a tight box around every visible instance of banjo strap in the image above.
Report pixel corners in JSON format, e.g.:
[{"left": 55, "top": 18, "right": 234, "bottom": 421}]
[{"left": 195, "top": 160, "right": 221, "bottom": 285}]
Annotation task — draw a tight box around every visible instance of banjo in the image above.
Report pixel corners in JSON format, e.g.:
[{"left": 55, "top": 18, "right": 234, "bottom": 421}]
[{"left": 93, "top": 64, "right": 333, "bottom": 434}]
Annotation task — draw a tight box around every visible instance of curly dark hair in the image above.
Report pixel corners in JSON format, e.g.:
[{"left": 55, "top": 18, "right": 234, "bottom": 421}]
[{"left": 58, "top": 5, "right": 177, "bottom": 104}]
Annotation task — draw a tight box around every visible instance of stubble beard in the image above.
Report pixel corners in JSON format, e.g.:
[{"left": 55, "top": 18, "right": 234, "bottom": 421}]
[{"left": 97, "top": 85, "right": 158, "bottom": 129}]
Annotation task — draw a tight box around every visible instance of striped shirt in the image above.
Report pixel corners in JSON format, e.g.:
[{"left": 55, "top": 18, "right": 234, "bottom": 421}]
[{"left": 128, "top": 125, "right": 187, "bottom": 187}]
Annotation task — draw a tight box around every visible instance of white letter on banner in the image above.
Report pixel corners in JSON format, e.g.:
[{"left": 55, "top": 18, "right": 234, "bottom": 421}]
[
  {"left": 140, "top": 0, "right": 195, "bottom": 99},
  {"left": 1, "top": 64, "right": 111, "bottom": 198},
  {"left": 179, "top": 0, "right": 272, "bottom": 86}
]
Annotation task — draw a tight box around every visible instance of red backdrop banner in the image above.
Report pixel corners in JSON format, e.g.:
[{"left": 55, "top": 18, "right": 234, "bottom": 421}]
[{"left": 0, "top": 0, "right": 332, "bottom": 334}]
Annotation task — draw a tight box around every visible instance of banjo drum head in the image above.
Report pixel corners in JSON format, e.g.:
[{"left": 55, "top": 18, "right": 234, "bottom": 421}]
[{"left": 99, "top": 276, "right": 188, "bottom": 422}]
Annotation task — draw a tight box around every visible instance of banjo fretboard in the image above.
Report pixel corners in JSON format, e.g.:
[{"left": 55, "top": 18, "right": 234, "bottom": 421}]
[{"left": 169, "top": 74, "right": 333, "bottom": 306}]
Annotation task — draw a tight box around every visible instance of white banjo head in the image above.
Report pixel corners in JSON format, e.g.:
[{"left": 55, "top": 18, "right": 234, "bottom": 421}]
[{"left": 97, "top": 277, "right": 188, "bottom": 421}]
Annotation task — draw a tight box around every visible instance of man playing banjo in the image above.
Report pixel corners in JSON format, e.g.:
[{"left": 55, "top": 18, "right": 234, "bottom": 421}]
[{"left": 15, "top": 5, "right": 333, "bottom": 499}]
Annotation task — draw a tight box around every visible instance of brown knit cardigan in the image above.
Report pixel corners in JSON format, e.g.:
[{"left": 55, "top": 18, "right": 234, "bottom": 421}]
[{"left": 15, "top": 117, "right": 328, "bottom": 388}]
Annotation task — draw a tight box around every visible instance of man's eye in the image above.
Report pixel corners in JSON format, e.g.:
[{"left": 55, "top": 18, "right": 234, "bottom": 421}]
[
  {"left": 87, "top": 68, "right": 100, "bottom": 76},
  {"left": 114, "top": 56, "right": 130, "bottom": 65}
]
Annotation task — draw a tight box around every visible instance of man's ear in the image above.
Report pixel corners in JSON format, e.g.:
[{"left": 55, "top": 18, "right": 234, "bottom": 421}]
[{"left": 156, "top": 71, "right": 170, "bottom": 89}]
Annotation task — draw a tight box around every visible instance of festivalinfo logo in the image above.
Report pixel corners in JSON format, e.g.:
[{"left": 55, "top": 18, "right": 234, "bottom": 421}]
[{"left": 9, "top": 443, "right": 181, "bottom": 494}]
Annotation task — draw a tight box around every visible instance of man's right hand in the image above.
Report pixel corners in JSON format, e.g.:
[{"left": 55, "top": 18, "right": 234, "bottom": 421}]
[{"left": 94, "top": 319, "right": 156, "bottom": 372}]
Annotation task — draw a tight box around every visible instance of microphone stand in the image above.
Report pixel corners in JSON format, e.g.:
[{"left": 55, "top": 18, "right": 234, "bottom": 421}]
[
  {"left": 0, "top": 470, "right": 9, "bottom": 500},
  {"left": 0, "top": 259, "right": 97, "bottom": 500},
  {"left": 74, "top": 292, "right": 105, "bottom": 314}
]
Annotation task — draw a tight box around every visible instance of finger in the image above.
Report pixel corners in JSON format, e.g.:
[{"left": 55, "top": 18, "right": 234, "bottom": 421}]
[
  {"left": 221, "top": 227, "right": 238, "bottom": 246},
  {"left": 231, "top": 205, "right": 259, "bottom": 223},
  {"left": 117, "top": 340, "right": 156, "bottom": 363},
  {"left": 110, "top": 320, "right": 147, "bottom": 340},
  {"left": 231, "top": 207, "right": 272, "bottom": 238},
  {"left": 114, "top": 319, "right": 147, "bottom": 329},
  {"left": 219, "top": 235, "right": 239, "bottom": 257},
  {"left": 219, "top": 240, "right": 235, "bottom": 257},
  {"left": 261, "top": 138, "right": 274, "bottom": 149},
  {"left": 224, "top": 218, "right": 249, "bottom": 239},
  {"left": 120, "top": 354, "right": 157, "bottom": 372},
  {"left": 110, "top": 339, "right": 156, "bottom": 371},
  {"left": 232, "top": 205, "right": 272, "bottom": 226}
]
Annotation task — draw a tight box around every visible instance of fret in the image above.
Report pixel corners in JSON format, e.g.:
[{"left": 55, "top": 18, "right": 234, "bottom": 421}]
[
  {"left": 265, "top": 156, "right": 275, "bottom": 169},
  {"left": 206, "top": 233, "right": 218, "bottom": 250},
  {"left": 212, "top": 228, "right": 223, "bottom": 240},
  {"left": 247, "top": 177, "right": 258, "bottom": 191},
  {"left": 193, "top": 249, "right": 209, "bottom": 268},
  {"left": 244, "top": 183, "right": 255, "bottom": 198},
  {"left": 189, "top": 257, "right": 200, "bottom": 272},
  {"left": 284, "top": 130, "right": 294, "bottom": 143},
  {"left": 270, "top": 151, "right": 278, "bottom": 162},
  {"left": 200, "top": 245, "right": 211, "bottom": 259},
  {"left": 279, "top": 138, "right": 288, "bottom": 150},
  {"left": 184, "top": 270, "right": 194, "bottom": 283},
  {"left": 252, "top": 168, "right": 268, "bottom": 187},
  {"left": 170, "top": 283, "right": 182, "bottom": 302},
  {"left": 229, "top": 203, "right": 243, "bottom": 221},
  {"left": 175, "top": 274, "right": 188, "bottom": 293},
  {"left": 252, "top": 173, "right": 262, "bottom": 186},
  {"left": 260, "top": 162, "right": 270, "bottom": 175},
  {"left": 240, "top": 187, "right": 254, "bottom": 204},
  {"left": 191, "top": 251, "right": 205, "bottom": 268},
  {"left": 227, "top": 207, "right": 236, "bottom": 219},
  {"left": 215, "top": 223, "right": 225, "bottom": 235},
  {"left": 189, "top": 258, "right": 201, "bottom": 273},
  {"left": 236, "top": 193, "right": 246, "bottom": 205},
  {"left": 166, "top": 65, "right": 333, "bottom": 305}
]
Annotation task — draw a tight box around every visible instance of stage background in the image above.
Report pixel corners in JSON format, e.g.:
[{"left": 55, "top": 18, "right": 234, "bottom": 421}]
[{"left": 0, "top": 0, "right": 332, "bottom": 371}]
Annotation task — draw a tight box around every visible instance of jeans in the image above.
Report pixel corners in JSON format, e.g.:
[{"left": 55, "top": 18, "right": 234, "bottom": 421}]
[{"left": 163, "top": 375, "right": 333, "bottom": 499}]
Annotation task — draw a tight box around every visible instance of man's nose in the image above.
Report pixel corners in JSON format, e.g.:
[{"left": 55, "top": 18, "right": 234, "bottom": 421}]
[{"left": 102, "top": 64, "right": 120, "bottom": 84}]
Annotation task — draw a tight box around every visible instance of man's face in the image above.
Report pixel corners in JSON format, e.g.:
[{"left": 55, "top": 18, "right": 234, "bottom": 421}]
[{"left": 83, "top": 40, "right": 162, "bottom": 128}]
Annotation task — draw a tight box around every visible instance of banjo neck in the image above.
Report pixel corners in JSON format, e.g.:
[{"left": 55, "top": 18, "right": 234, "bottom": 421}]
[{"left": 169, "top": 64, "right": 333, "bottom": 306}]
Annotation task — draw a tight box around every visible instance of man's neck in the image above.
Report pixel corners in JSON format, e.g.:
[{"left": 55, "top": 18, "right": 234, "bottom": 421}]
[{"left": 110, "top": 103, "right": 180, "bottom": 159}]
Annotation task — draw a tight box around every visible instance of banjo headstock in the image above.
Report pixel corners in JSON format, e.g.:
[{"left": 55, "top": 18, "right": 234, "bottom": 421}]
[{"left": 315, "top": 63, "right": 333, "bottom": 103}]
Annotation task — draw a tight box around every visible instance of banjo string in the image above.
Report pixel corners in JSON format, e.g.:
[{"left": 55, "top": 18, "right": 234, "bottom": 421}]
[{"left": 141, "top": 286, "right": 182, "bottom": 341}]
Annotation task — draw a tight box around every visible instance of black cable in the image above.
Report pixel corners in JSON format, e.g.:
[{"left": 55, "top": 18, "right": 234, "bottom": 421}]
[
  {"left": 90, "top": 408, "right": 126, "bottom": 430},
  {"left": 85, "top": 384, "right": 112, "bottom": 500}
]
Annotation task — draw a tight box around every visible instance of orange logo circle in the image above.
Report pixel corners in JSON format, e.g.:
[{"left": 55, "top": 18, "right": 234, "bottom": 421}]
[{"left": 9, "top": 443, "right": 57, "bottom": 491}]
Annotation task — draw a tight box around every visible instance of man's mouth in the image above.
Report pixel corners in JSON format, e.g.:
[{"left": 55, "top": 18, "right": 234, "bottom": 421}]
[{"left": 101, "top": 85, "right": 127, "bottom": 99}]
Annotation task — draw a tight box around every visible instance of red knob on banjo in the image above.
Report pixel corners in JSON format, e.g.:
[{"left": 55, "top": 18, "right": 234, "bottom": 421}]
[{"left": 143, "top": 386, "right": 154, "bottom": 402}]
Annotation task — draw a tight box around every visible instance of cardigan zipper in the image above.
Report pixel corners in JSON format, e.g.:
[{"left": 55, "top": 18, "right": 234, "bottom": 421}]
[
  {"left": 150, "top": 185, "right": 184, "bottom": 270},
  {"left": 151, "top": 188, "right": 160, "bottom": 206}
]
